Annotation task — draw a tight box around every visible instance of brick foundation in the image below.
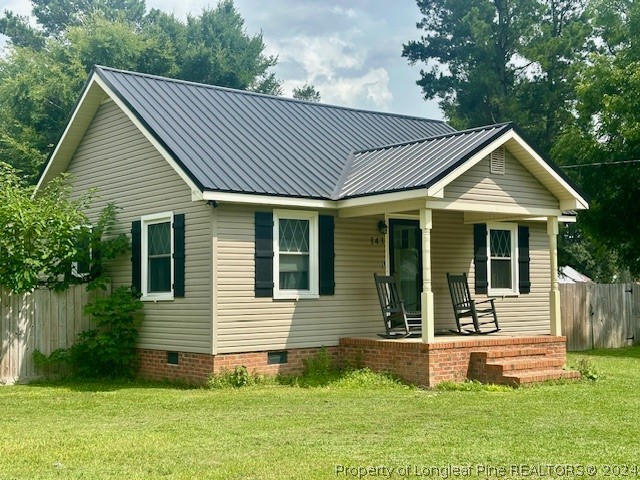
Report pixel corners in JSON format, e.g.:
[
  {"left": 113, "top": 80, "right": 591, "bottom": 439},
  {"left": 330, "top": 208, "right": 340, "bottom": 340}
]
[
  {"left": 138, "top": 336, "right": 570, "bottom": 387},
  {"left": 339, "top": 336, "right": 570, "bottom": 387},
  {"left": 138, "top": 346, "right": 339, "bottom": 384}
]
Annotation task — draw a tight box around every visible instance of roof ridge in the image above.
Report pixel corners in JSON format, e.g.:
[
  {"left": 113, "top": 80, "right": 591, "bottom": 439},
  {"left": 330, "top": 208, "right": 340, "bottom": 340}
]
[
  {"left": 352, "top": 122, "right": 513, "bottom": 155},
  {"left": 93, "top": 65, "right": 449, "bottom": 124}
]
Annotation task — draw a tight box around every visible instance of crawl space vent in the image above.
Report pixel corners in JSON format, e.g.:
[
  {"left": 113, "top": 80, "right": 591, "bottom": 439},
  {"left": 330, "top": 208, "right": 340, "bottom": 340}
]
[{"left": 490, "top": 147, "right": 506, "bottom": 175}]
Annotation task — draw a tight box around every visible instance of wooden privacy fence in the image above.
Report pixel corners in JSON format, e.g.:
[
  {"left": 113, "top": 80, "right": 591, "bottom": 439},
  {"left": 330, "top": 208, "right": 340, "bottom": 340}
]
[
  {"left": 561, "top": 283, "right": 640, "bottom": 351},
  {"left": 0, "top": 285, "right": 108, "bottom": 384}
]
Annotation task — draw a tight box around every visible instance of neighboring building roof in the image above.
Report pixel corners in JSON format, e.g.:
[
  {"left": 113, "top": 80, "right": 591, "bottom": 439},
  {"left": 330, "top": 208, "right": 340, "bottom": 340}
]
[
  {"left": 338, "top": 123, "right": 512, "bottom": 198},
  {"left": 559, "top": 266, "right": 593, "bottom": 284},
  {"left": 95, "top": 66, "right": 454, "bottom": 199}
]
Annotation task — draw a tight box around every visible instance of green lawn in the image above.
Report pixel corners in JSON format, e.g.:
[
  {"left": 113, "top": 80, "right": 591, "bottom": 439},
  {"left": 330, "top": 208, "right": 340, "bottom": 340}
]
[{"left": 1, "top": 348, "right": 640, "bottom": 479}]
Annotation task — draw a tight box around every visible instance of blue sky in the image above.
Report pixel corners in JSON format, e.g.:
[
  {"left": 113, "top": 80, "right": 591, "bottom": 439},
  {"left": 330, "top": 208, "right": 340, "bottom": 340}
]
[{"left": 0, "top": 0, "right": 443, "bottom": 120}]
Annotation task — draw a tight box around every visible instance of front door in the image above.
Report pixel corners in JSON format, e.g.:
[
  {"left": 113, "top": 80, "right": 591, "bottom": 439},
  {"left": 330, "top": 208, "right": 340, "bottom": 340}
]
[{"left": 389, "top": 219, "right": 422, "bottom": 312}]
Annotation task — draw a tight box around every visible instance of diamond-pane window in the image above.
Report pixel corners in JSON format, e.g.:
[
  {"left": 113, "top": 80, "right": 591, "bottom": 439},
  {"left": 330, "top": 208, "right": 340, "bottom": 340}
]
[
  {"left": 146, "top": 219, "right": 172, "bottom": 294},
  {"left": 488, "top": 225, "right": 517, "bottom": 293},
  {"left": 149, "top": 222, "right": 171, "bottom": 255},
  {"left": 490, "top": 229, "right": 511, "bottom": 257},
  {"left": 273, "top": 210, "right": 318, "bottom": 298},
  {"left": 279, "top": 219, "right": 309, "bottom": 253}
]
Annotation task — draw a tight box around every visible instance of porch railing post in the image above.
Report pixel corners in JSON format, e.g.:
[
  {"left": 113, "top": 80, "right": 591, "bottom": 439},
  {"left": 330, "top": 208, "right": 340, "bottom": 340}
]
[
  {"left": 548, "top": 216, "right": 562, "bottom": 336},
  {"left": 420, "top": 208, "right": 435, "bottom": 342}
]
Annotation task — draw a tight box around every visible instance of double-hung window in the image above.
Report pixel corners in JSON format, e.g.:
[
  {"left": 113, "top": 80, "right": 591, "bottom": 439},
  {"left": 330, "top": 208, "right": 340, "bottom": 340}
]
[
  {"left": 141, "top": 212, "right": 174, "bottom": 300},
  {"left": 487, "top": 222, "right": 518, "bottom": 296},
  {"left": 273, "top": 210, "right": 318, "bottom": 299}
]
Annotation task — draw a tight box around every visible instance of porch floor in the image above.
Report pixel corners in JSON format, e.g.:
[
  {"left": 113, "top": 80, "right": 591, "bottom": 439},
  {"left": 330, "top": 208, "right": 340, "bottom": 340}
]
[{"left": 339, "top": 334, "right": 579, "bottom": 387}]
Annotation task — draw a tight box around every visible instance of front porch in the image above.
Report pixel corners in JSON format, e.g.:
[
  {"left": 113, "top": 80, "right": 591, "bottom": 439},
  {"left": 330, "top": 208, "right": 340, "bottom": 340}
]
[{"left": 339, "top": 334, "right": 579, "bottom": 387}]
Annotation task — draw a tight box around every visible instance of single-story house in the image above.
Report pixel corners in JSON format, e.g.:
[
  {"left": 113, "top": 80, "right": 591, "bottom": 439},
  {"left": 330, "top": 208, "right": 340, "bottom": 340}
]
[{"left": 36, "top": 66, "right": 589, "bottom": 386}]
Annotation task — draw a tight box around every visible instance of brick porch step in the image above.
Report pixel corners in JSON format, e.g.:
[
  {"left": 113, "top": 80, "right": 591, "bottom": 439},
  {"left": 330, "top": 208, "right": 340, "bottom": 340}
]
[
  {"left": 502, "top": 369, "right": 582, "bottom": 386},
  {"left": 485, "top": 357, "right": 565, "bottom": 373},
  {"left": 469, "top": 347, "right": 580, "bottom": 386},
  {"left": 473, "top": 347, "right": 550, "bottom": 359}
]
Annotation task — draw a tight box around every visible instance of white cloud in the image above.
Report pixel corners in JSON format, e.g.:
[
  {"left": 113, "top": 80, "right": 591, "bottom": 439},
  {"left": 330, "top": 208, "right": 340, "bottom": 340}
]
[
  {"left": 272, "top": 34, "right": 366, "bottom": 82},
  {"left": 320, "top": 68, "right": 393, "bottom": 109},
  {"left": 328, "top": 6, "right": 357, "bottom": 19},
  {"left": 284, "top": 67, "right": 393, "bottom": 111}
]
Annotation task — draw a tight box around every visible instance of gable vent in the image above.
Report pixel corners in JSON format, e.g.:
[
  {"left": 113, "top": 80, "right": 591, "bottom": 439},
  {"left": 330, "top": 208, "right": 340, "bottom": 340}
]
[{"left": 490, "top": 147, "right": 505, "bottom": 175}]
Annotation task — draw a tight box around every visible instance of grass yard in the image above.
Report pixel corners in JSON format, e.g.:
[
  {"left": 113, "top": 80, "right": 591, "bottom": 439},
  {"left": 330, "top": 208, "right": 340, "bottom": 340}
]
[{"left": 1, "top": 348, "right": 640, "bottom": 479}]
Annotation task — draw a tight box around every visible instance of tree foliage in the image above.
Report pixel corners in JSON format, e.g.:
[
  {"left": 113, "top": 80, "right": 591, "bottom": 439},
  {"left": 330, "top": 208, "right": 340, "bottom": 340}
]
[
  {"left": 0, "top": 163, "right": 91, "bottom": 293},
  {"left": 553, "top": 0, "right": 640, "bottom": 277},
  {"left": 403, "top": 0, "right": 591, "bottom": 154},
  {"left": 0, "top": 0, "right": 280, "bottom": 182},
  {"left": 292, "top": 83, "right": 321, "bottom": 102},
  {"left": 0, "top": 162, "right": 129, "bottom": 293}
]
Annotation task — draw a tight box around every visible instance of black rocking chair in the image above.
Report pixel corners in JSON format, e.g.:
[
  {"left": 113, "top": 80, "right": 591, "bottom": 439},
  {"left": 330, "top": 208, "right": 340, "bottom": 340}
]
[
  {"left": 446, "top": 273, "right": 500, "bottom": 335},
  {"left": 374, "top": 273, "right": 422, "bottom": 338}
]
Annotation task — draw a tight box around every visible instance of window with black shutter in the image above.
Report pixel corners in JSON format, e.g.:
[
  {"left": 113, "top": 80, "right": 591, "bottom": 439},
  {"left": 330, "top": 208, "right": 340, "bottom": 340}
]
[
  {"left": 131, "top": 212, "right": 185, "bottom": 300},
  {"left": 254, "top": 210, "right": 335, "bottom": 299},
  {"left": 474, "top": 222, "right": 530, "bottom": 296}
]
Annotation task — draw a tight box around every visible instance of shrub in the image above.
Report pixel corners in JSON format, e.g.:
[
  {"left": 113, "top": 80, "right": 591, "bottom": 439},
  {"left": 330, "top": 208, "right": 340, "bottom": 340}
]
[{"left": 33, "top": 286, "right": 143, "bottom": 378}]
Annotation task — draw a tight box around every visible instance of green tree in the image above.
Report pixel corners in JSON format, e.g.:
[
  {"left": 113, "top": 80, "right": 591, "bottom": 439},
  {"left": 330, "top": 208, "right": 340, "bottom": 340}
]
[
  {"left": 292, "top": 83, "right": 321, "bottom": 102},
  {"left": 30, "top": 0, "right": 146, "bottom": 36},
  {"left": 0, "top": 163, "right": 91, "bottom": 293},
  {"left": 403, "top": 0, "right": 591, "bottom": 154},
  {"left": 403, "top": 0, "right": 537, "bottom": 129},
  {"left": 0, "top": 0, "right": 280, "bottom": 182},
  {"left": 553, "top": 0, "right": 640, "bottom": 276},
  {"left": 180, "top": 1, "right": 280, "bottom": 93}
]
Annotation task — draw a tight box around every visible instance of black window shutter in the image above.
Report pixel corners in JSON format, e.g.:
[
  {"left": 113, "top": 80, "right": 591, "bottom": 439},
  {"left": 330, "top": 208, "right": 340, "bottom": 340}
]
[
  {"left": 173, "top": 213, "right": 186, "bottom": 298},
  {"left": 255, "top": 212, "right": 274, "bottom": 297},
  {"left": 474, "top": 223, "right": 488, "bottom": 294},
  {"left": 518, "top": 225, "right": 531, "bottom": 294},
  {"left": 318, "top": 215, "right": 335, "bottom": 296},
  {"left": 131, "top": 220, "right": 142, "bottom": 294},
  {"left": 90, "top": 230, "right": 102, "bottom": 280}
]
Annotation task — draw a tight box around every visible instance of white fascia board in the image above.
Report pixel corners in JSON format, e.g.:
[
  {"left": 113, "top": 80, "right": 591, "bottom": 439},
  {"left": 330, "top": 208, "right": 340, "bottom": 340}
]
[
  {"left": 202, "top": 190, "right": 337, "bottom": 209},
  {"left": 92, "top": 75, "right": 204, "bottom": 197},
  {"left": 426, "top": 198, "right": 562, "bottom": 217},
  {"left": 510, "top": 130, "right": 589, "bottom": 210},
  {"left": 35, "top": 76, "right": 102, "bottom": 193},
  {"left": 337, "top": 188, "right": 430, "bottom": 209}
]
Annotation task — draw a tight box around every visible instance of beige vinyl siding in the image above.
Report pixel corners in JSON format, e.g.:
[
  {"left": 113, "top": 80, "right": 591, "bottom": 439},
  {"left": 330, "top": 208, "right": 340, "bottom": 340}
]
[
  {"left": 431, "top": 210, "right": 550, "bottom": 334},
  {"left": 216, "top": 206, "right": 551, "bottom": 353},
  {"left": 444, "top": 149, "right": 560, "bottom": 210},
  {"left": 66, "top": 100, "right": 213, "bottom": 354},
  {"left": 215, "top": 205, "right": 384, "bottom": 353}
]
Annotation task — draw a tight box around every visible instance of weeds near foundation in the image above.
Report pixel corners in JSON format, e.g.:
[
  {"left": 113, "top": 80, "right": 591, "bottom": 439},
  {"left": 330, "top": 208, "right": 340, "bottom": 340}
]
[
  {"left": 206, "top": 348, "right": 408, "bottom": 390},
  {"left": 207, "top": 366, "right": 281, "bottom": 389},
  {"left": 570, "top": 357, "right": 601, "bottom": 381}
]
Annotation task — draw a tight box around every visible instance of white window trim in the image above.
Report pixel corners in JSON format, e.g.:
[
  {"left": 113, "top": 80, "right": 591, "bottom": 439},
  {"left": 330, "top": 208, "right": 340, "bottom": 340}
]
[
  {"left": 273, "top": 209, "right": 319, "bottom": 300},
  {"left": 487, "top": 222, "right": 519, "bottom": 296},
  {"left": 141, "top": 211, "right": 174, "bottom": 302}
]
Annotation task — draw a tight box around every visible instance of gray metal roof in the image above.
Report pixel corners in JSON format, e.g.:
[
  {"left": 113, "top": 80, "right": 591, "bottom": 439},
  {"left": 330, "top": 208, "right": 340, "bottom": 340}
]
[
  {"left": 95, "top": 66, "right": 455, "bottom": 199},
  {"left": 337, "top": 123, "right": 512, "bottom": 199}
]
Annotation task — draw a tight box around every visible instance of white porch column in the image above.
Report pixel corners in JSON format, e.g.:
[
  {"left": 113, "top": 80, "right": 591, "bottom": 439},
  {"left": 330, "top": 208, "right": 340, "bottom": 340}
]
[
  {"left": 420, "top": 208, "right": 435, "bottom": 342},
  {"left": 548, "top": 216, "right": 562, "bottom": 336}
]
